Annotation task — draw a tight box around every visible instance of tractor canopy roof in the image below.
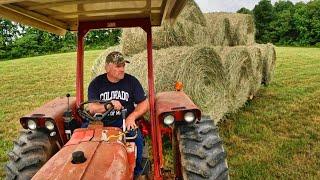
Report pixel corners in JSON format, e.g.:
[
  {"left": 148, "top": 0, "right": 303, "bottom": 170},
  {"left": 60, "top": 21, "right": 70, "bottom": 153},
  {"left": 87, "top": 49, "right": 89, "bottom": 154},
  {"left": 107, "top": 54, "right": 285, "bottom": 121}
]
[{"left": 0, "top": 0, "right": 187, "bottom": 35}]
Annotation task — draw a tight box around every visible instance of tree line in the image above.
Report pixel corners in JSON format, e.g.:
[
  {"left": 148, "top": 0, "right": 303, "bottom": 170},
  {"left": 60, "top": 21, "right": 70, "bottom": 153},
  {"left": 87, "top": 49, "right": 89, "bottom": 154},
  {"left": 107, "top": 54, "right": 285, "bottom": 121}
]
[
  {"left": 238, "top": 0, "right": 320, "bottom": 46},
  {"left": 0, "top": 19, "right": 121, "bottom": 60}
]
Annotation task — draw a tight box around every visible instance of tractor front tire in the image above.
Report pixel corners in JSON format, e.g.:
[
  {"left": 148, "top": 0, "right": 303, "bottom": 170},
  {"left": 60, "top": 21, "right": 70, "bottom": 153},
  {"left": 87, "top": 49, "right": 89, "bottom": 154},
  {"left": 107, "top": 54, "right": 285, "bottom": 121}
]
[
  {"left": 177, "top": 116, "right": 229, "bottom": 180},
  {"left": 5, "top": 130, "right": 58, "bottom": 180}
]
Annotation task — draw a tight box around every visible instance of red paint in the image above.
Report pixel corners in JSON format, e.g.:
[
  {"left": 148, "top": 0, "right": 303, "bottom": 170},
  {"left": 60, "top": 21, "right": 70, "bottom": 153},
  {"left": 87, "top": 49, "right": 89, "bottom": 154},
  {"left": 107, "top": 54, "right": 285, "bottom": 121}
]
[
  {"left": 76, "top": 28, "right": 88, "bottom": 107},
  {"left": 144, "top": 24, "right": 163, "bottom": 180},
  {"left": 79, "top": 18, "right": 151, "bottom": 31},
  {"left": 136, "top": 118, "right": 151, "bottom": 137},
  {"left": 65, "top": 129, "right": 94, "bottom": 146},
  {"left": 33, "top": 126, "right": 133, "bottom": 180},
  {"left": 126, "top": 142, "right": 137, "bottom": 174},
  {"left": 20, "top": 97, "right": 77, "bottom": 144},
  {"left": 155, "top": 91, "right": 201, "bottom": 122}
]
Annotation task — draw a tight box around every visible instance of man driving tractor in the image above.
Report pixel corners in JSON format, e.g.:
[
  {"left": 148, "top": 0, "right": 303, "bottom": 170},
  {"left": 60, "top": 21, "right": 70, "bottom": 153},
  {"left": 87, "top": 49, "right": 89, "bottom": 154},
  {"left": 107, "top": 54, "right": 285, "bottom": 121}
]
[{"left": 87, "top": 51, "right": 149, "bottom": 176}]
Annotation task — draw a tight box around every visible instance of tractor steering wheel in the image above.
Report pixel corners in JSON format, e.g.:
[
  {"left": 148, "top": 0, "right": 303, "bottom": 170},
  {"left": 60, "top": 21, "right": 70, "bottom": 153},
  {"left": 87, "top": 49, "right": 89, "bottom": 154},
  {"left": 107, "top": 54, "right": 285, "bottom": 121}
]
[{"left": 77, "top": 100, "right": 114, "bottom": 122}]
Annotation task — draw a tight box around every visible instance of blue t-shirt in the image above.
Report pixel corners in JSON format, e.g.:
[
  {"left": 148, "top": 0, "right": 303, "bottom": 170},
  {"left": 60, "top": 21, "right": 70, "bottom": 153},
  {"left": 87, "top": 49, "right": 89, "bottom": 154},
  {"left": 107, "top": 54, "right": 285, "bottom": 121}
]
[{"left": 88, "top": 73, "right": 146, "bottom": 127}]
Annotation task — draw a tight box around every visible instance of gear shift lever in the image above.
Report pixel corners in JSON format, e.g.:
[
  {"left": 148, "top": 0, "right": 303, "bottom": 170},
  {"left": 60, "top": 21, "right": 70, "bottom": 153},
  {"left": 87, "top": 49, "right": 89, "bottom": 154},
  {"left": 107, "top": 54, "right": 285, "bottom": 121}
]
[{"left": 121, "top": 109, "right": 127, "bottom": 132}]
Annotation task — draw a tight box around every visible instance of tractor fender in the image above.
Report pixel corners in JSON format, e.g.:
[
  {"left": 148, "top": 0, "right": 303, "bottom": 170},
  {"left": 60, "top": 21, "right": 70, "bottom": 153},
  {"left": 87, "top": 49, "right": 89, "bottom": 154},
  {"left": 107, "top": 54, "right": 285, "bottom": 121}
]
[
  {"left": 20, "top": 96, "right": 77, "bottom": 144},
  {"left": 155, "top": 91, "right": 201, "bottom": 121}
]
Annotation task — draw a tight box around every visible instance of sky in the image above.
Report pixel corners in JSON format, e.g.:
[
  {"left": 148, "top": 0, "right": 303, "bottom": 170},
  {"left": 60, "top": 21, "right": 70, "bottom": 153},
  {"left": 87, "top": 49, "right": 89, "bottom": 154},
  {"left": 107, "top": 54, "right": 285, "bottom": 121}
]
[{"left": 194, "top": 0, "right": 311, "bottom": 13}]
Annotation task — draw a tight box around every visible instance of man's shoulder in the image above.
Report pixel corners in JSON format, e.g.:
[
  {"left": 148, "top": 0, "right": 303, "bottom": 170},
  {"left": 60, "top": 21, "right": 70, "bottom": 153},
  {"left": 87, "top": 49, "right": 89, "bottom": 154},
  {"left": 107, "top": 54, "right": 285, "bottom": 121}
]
[
  {"left": 93, "top": 73, "right": 106, "bottom": 81},
  {"left": 90, "top": 73, "right": 106, "bottom": 85},
  {"left": 124, "top": 73, "right": 138, "bottom": 81}
]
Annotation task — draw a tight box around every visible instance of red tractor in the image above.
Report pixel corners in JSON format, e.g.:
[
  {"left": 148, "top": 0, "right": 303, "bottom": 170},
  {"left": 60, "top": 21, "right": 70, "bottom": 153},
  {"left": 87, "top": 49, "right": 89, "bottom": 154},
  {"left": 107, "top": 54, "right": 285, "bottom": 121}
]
[{"left": 2, "top": 0, "right": 228, "bottom": 179}]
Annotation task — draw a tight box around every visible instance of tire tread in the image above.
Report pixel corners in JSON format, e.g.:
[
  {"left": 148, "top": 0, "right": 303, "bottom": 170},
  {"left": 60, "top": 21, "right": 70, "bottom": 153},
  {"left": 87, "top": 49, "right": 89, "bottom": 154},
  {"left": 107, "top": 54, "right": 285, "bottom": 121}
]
[{"left": 178, "top": 116, "right": 229, "bottom": 180}]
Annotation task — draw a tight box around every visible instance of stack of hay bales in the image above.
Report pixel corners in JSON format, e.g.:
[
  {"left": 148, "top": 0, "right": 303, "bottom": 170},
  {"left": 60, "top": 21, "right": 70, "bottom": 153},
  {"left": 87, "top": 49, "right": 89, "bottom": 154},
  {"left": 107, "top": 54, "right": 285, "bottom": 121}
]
[
  {"left": 121, "top": 0, "right": 210, "bottom": 55},
  {"left": 91, "top": 0, "right": 276, "bottom": 123}
]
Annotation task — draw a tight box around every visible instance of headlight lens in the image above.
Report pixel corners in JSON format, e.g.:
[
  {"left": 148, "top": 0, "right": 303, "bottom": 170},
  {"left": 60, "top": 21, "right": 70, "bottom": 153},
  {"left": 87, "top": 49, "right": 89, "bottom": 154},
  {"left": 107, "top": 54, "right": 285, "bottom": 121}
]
[
  {"left": 27, "top": 120, "right": 37, "bottom": 130},
  {"left": 45, "top": 120, "right": 55, "bottom": 131},
  {"left": 184, "top": 112, "right": 195, "bottom": 123},
  {"left": 163, "top": 114, "right": 174, "bottom": 125}
]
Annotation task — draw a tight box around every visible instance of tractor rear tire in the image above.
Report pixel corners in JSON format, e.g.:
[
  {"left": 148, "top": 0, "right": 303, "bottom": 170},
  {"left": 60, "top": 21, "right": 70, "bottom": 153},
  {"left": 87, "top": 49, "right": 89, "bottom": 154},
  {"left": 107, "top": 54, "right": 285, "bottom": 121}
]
[
  {"left": 177, "top": 116, "right": 229, "bottom": 180},
  {"left": 5, "top": 130, "right": 58, "bottom": 180}
]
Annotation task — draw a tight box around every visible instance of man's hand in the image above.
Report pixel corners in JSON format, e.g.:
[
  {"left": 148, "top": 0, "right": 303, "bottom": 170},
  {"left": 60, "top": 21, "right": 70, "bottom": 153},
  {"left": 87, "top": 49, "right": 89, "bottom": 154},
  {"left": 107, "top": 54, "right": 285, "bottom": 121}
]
[
  {"left": 111, "top": 100, "right": 123, "bottom": 111},
  {"left": 125, "top": 114, "right": 137, "bottom": 130}
]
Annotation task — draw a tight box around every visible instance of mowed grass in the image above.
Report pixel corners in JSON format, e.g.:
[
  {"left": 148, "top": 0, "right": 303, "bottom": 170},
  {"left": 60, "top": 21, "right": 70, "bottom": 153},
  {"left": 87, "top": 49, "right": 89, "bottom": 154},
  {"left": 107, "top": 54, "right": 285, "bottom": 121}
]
[
  {"left": 0, "top": 47, "right": 319, "bottom": 179},
  {"left": 219, "top": 47, "right": 320, "bottom": 179},
  {"left": 0, "top": 50, "right": 103, "bottom": 178}
]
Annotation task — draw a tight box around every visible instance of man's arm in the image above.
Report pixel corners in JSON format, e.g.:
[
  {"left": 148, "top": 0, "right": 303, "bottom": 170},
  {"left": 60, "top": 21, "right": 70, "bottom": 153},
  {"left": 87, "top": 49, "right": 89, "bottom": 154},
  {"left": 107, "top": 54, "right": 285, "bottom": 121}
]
[
  {"left": 88, "top": 100, "right": 123, "bottom": 114},
  {"left": 88, "top": 103, "right": 106, "bottom": 114},
  {"left": 125, "top": 99, "right": 149, "bottom": 130}
]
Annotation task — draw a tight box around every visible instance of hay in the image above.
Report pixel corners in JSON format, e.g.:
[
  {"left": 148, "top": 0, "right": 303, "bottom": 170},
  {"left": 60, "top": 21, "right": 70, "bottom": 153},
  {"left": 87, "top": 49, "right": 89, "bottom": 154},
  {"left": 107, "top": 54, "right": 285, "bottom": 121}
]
[
  {"left": 255, "top": 43, "right": 276, "bottom": 85},
  {"left": 205, "top": 15, "right": 232, "bottom": 46},
  {"left": 120, "top": 0, "right": 208, "bottom": 55},
  {"left": 121, "top": 11, "right": 256, "bottom": 56},
  {"left": 204, "top": 13, "right": 255, "bottom": 46},
  {"left": 228, "top": 13, "right": 255, "bottom": 46},
  {"left": 219, "top": 46, "right": 253, "bottom": 112},
  {"left": 178, "top": 0, "right": 206, "bottom": 26},
  {"left": 247, "top": 45, "right": 263, "bottom": 96}
]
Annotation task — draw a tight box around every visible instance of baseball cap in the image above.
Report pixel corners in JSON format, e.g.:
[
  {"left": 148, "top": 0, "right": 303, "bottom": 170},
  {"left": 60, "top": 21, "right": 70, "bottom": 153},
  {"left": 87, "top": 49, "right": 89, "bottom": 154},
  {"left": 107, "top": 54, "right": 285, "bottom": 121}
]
[{"left": 105, "top": 51, "right": 130, "bottom": 64}]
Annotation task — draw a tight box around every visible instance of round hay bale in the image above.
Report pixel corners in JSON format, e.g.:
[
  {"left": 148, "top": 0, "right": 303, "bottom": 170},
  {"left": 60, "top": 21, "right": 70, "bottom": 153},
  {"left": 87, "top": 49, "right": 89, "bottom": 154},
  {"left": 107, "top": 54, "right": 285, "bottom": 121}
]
[
  {"left": 220, "top": 46, "right": 253, "bottom": 112},
  {"left": 178, "top": 0, "right": 206, "bottom": 26},
  {"left": 247, "top": 45, "right": 263, "bottom": 97},
  {"left": 204, "top": 13, "right": 255, "bottom": 46},
  {"left": 120, "top": 0, "right": 207, "bottom": 55},
  {"left": 120, "top": 28, "right": 146, "bottom": 56},
  {"left": 255, "top": 43, "right": 276, "bottom": 85},
  {"left": 204, "top": 14, "right": 232, "bottom": 46},
  {"left": 228, "top": 13, "right": 256, "bottom": 46}
]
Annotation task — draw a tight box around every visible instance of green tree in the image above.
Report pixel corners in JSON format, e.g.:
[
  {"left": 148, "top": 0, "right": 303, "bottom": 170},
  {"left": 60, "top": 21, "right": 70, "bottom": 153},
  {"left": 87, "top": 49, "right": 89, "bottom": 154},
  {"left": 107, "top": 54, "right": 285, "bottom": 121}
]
[
  {"left": 0, "top": 19, "right": 20, "bottom": 59},
  {"left": 237, "top": 7, "right": 252, "bottom": 14},
  {"left": 307, "top": 0, "right": 320, "bottom": 45},
  {"left": 85, "top": 29, "right": 121, "bottom": 49},
  {"left": 253, "top": 0, "right": 274, "bottom": 43},
  {"left": 270, "top": 1, "right": 295, "bottom": 44},
  {"left": 292, "top": 2, "right": 311, "bottom": 45}
]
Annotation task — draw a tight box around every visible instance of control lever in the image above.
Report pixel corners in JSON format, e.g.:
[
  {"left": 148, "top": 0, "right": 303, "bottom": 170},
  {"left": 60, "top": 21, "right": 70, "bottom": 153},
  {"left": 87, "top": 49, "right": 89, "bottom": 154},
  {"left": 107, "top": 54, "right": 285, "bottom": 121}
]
[
  {"left": 66, "top": 93, "right": 70, "bottom": 111},
  {"left": 121, "top": 109, "right": 127, "bottom": 132},
  {"left": 64, "top": 93, "right": 75, "bottom": 139}
]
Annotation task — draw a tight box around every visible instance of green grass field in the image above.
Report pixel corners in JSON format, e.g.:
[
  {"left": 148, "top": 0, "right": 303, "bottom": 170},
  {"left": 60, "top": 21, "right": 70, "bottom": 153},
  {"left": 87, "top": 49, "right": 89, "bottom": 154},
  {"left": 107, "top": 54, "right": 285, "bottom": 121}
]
[
  {"left": 219, "top": 47, "right": 320, "bottom": 179},
  {"left": 0, "top": 47, "right": 319, "bottom": 179}
]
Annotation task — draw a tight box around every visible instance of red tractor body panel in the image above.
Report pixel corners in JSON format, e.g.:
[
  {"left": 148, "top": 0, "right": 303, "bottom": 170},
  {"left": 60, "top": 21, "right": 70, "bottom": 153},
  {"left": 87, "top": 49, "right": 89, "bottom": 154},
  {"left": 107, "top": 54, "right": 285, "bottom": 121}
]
[
  {"left": 155, "top": 91, "right": 201, "bottom": 168},
  {"left": 20, "top": 97, "right": 77, "bottom": 144},
  {"left": 32, "top": 126, "right": 135, "bottom": 180},
  {"left": 156, "top": 91, "right": 201, "bottom": 121}
]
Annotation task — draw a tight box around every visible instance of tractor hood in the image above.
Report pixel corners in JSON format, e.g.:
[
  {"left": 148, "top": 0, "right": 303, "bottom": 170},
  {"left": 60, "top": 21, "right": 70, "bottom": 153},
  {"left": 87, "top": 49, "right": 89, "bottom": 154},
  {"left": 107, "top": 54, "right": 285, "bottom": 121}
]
[{"left": 32, "top": 126, "right": 135, "bottom": 180}]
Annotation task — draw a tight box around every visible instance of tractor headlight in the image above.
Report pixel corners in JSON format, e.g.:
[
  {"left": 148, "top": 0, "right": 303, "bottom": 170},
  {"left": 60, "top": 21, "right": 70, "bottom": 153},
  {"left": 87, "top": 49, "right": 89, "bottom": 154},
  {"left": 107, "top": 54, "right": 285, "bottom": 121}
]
[
  {"left": 45, "top": 120, "right": 55, "bottom": 131},
  {"left": 163, "top": 114, "right": 174, "bottom": 125},
  {"left": 184, "top": 112, "right": 195, "bottom": 123},
  {"left": 27, "top": 120, "right": 37, "bottom": 130}
]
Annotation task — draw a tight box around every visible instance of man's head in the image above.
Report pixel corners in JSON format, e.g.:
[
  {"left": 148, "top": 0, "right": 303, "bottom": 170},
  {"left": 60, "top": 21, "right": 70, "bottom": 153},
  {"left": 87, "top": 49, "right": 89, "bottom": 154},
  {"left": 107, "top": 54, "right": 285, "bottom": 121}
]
[{"left": 105, "top": 51, "right": 129, "bottom": 82}]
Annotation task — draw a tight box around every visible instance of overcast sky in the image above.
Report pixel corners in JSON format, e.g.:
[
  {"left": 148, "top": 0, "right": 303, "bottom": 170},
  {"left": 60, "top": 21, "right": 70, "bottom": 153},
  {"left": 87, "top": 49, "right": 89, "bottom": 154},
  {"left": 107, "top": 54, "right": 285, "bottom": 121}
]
[{"left": 194, "top": 0, "right": 310, "bottom": 13}]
